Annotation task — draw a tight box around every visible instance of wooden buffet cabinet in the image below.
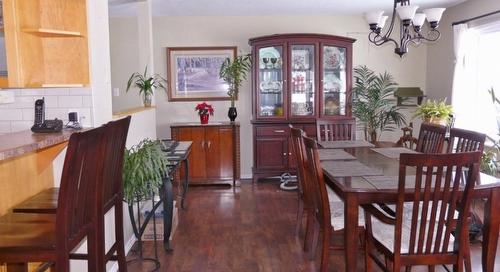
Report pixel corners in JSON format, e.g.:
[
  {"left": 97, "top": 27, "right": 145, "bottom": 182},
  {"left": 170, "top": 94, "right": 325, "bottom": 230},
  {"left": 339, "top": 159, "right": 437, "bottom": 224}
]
[
  {"left": 249, "top": 33, "right": 355, "bottom": 182},
  {"left": 171, "top": 122, "right": 240, "bottom": 185}
]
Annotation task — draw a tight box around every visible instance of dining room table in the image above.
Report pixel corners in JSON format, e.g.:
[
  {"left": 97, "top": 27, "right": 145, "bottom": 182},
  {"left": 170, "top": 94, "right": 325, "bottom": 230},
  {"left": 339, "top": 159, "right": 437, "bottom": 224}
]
[{"left": 319, "top": 142, "right": 500, "bottom": 272}]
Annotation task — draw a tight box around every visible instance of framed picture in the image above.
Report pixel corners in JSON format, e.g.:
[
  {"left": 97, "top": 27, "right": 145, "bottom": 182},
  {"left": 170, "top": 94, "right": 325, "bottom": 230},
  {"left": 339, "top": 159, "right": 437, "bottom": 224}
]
[{"left": 167, "top": 46, "right": 237, "bottom": 101}]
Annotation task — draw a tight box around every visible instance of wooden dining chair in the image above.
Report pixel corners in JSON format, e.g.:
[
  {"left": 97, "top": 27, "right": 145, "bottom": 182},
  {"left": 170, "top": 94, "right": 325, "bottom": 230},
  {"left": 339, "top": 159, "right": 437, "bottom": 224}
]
[
  {"left": 316, "top": 118, "right": 356, "bottom": 141},
  {"left": 363, "top": 151, "right": 481, "bottom": 272},
  {"left": 10, "top": 117, "right": 131, "bottom": 272},
  {"left": 0, "top": 125, "right": 108, "bottom": 271},
  {"left": 415, "top": 123, "right": 447, "bottom": 153},
  {"left": 447, "top": 127, "right": 486, "bottom": 154},
  {"left": 302, "top": 136, "right": 365, "bottom": 271},
  {"left": 290, "top": 127, "right": 310, "bottom": 237}
]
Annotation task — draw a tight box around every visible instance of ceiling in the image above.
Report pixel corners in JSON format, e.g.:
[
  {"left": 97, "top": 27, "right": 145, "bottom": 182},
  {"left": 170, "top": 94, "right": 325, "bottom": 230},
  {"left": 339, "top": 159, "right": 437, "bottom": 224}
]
[{"left": 108, "top": 0, "right": 467, "bottom": 17}]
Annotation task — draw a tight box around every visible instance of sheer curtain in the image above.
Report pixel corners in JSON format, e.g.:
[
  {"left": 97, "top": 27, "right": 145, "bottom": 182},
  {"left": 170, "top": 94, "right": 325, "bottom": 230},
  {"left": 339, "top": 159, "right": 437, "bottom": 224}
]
[{"left": 451, "top": 22, "right": 500, "bottom": 138}]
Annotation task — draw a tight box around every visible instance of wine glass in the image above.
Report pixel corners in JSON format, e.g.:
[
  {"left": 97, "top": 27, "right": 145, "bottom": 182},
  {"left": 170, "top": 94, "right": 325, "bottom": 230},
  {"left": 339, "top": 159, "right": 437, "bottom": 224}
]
[
  {"left": 270, "top": 58, "right": 277, "bottom": 68},
  {"left": 262, "top": 58, "right": 270, "bottom": 69}
]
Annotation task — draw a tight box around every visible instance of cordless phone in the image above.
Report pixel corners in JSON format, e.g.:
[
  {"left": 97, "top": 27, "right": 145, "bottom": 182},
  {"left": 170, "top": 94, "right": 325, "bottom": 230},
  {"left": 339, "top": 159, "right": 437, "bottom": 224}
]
[{"left": 31, "top": 97, "right": 63, "bottom": 133}]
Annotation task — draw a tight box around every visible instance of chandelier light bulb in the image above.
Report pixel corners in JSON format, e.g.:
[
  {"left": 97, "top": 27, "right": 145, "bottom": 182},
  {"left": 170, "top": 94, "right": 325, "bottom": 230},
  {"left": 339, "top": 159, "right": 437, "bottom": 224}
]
[
  {"left": 412, "top": 13, "right": 426, "bottom": 27},
  {"left": 423, "top": 8, "right": 446, "bottom": 24},
  {"left": 396, "top": 5, "right": 419, "bottom": 21},
  {"left": 378, "top": 16, "right": 389, "bottom": 29},
  {"left": 365, "top": 11, "right": 384, "bottom": 26}
]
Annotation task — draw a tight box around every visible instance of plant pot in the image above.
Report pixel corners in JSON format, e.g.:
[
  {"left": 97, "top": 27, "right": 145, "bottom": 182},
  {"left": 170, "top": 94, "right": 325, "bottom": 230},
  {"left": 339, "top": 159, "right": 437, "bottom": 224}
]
[
  {"left": 143, "top": 93, "right": 152, "bottom": 107},
  {"left": 228, "top": 107, "right": 237, "bottom": 122},
  {"left": 200, "top": 114, "right": 209, "bottom": 124},
  {"left": 424, "top": 116, "right": 447, "bottom": 126}
]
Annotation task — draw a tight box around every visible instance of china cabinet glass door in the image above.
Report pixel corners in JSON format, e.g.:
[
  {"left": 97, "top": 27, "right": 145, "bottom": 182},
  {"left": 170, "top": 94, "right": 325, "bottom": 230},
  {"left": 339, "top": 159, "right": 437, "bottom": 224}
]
[
  {"left": 290, "top": 45, "right": 315, "bottom": 117},
  {"left": 322, "top": 45, "right": 347, "bottom": 116},
  {"left": 258, "top": 46, "right": 285, "bottom": 117}
]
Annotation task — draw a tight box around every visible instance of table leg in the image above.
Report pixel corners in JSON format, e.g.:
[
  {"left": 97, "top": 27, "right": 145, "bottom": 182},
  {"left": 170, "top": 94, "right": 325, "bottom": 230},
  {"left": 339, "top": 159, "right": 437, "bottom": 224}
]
[
  {"left": 344, "top": 194, "right": 359, "bottom": 272},
  {"left": 482, "top": 187, "right": 500, "bottom": 272},
  {"left": 181, "top": 159, "right": 189, "bottom": 209},
  {"left": 162, "top": 177, "right": 174, "bottom": 251}
]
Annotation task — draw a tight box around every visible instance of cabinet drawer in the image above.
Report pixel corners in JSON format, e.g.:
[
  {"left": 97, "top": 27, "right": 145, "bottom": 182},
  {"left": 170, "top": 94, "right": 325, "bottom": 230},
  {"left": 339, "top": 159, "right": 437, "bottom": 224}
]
[{"left": 256, "top": 126, "right": 290, "bottom": 136}]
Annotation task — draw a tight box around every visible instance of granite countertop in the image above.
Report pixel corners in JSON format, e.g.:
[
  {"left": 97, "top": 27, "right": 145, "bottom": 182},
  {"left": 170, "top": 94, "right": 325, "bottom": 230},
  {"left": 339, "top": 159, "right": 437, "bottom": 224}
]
[
  {"left": 0, "top": 129, "right": 83, "bottom": 161},
  {"left": 170, "top": 121, "right": 239, "bottom": 127}
]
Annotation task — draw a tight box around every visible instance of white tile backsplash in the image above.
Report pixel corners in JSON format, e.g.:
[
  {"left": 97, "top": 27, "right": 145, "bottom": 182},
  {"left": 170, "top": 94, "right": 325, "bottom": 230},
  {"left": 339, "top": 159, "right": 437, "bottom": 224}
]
[{"left": 0, "top": 87, "right": 93, "bottom": 132}]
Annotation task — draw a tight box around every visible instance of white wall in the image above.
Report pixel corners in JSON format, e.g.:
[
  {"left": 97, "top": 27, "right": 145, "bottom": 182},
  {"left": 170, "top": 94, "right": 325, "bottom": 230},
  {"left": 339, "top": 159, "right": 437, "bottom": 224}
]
[
  {"left": 110, "top": 15, "right": 428, "bottom": 178},
  {"left": 426, "top": 0, "right": 500, "bottom": 100}
]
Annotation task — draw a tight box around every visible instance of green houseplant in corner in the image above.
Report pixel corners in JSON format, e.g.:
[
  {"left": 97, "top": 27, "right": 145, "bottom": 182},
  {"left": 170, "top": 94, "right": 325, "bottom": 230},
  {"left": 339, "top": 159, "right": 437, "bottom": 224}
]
[
  {"left": 352, "top": 65, "right": 406, "bottom": 143},
  {"left": 413, "top": 98, "right": 453, "bottom": 125},
  {"left": 122, "top": 139, "right": 169, "bottom": 203},
  {"left": 219, "top": 54, "right": 252, "bottom": 122},
  {"left": 126, "top": 66, "right": 167, "bottom": 107}
]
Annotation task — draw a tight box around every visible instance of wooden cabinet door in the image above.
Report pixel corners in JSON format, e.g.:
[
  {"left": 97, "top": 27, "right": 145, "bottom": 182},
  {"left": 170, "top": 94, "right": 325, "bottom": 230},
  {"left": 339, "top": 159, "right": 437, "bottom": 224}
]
[
  {"left": 176, "top": 127, "right": 206, "bottom": 179},
  {"left": 204, "top": 127, "right": 233, "bottom": 180},
  {"left": 255, "top": 137, "right": 288, "bottom": 170}
]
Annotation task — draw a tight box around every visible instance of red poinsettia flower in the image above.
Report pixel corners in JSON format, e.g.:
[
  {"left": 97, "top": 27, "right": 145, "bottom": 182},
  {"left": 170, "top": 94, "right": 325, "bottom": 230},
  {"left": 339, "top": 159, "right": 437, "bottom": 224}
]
[{"left": 195, "top": 102, "right": 214, "bottom": 116}]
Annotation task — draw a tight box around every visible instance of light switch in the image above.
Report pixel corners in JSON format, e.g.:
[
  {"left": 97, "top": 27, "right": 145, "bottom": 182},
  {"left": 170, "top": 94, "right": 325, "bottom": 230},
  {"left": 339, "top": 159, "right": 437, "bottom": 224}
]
[{"left": 113, "top": 87, "right": 120, "bottom": 97}]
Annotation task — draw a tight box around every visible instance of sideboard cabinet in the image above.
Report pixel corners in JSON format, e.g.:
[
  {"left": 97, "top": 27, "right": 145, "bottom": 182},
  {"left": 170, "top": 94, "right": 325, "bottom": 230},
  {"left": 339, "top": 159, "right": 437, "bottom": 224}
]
[
  {"left": 171, "top": 122, "right": 240, "bottom": 185},
  {"left": 249, "top": 33, "right": 355, "bottom": 182}
]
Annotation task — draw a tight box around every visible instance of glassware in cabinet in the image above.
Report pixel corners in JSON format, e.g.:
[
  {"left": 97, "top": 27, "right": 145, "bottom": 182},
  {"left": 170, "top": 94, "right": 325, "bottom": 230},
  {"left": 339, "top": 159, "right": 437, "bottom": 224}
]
[
  {"left": 290, "top": 44, "right": 315, "bottom": 117},
  {"left": 258, "top": 46, "right": 284, "bottom": 117},
  {"left": 322, "top": 45, "right": 347, "bottom": 116}
]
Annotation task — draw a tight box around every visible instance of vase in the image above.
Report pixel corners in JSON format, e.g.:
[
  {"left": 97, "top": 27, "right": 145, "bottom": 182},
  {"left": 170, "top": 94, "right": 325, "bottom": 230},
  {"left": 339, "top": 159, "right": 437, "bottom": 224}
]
[
  {"left": 228, "top": 107, "right": 237, "bottom": 122},
  {"left": 200, "top": 114, "right": 209, "bottom": 124},
  {"left": 143, "top": 93, "right": 152, "bottom": 107}
]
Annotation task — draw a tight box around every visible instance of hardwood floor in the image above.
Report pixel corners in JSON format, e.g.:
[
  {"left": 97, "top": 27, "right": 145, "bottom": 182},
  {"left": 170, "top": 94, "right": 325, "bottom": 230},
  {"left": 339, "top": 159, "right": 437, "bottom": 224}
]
[{"left": 126, "top": 180, "right": 500, "bottom": 271}]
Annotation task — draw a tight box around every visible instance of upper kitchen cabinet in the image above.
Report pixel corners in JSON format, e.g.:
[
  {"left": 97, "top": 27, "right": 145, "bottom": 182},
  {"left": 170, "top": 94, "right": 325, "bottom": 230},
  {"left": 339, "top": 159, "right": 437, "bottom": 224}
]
[{"left": 2, "top": 0, "right": 89, "bottom": 88}]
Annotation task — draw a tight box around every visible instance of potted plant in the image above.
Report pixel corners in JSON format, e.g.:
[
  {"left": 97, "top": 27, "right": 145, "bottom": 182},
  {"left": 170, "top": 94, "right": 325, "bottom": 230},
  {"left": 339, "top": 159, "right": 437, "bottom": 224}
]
[
  {"left": 126, "top": 66, "right": 167, "bottom": 107},
  {"left": 352, "top": 65, "right": 406, "bottom": 143},
  {"left": 414, "top": 98, "right": 453, "bottom": 125},
  {"left": 122, "top": 139, "right": 169, "bottom": 203},
  {"left": 219, "top": 54, "right": 252, "bottom": 122},
  {"left": 195, "top": 102, "right": 214, "bottom": 124}
]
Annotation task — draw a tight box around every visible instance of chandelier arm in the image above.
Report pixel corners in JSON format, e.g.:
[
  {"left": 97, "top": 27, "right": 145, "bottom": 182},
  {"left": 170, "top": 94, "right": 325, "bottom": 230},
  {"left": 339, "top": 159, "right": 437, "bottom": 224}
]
[
  {"left": 405, "top": 29, "right": 442, "bottom": 48},
  {"left": 370, "top": 32, "right": 400, "bottom": 48}
]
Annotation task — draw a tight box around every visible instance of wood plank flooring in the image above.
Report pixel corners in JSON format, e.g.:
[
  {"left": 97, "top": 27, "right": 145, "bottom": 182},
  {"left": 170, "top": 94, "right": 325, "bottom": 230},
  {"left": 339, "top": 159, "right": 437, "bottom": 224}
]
[{"left": 126, "top": 180, "right": 500, "bottom": 271}]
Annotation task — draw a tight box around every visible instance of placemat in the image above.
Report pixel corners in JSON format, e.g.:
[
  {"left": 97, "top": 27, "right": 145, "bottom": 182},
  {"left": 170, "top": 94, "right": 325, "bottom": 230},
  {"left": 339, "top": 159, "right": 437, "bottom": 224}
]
[
  {"left": 322, "top": 160, "right": 383, "bottom": 177},
  {"left": 318, "top": 149, "right": 356, "bottom": 161},
  {"left": 318, "top": 140, "right": 375, "bottom": 149},
  {"left": 370, "top": 147, "right": 420, "bottom": 159},
  {"left": 363, "top": 175, "right": 443, "bottom": 190}
]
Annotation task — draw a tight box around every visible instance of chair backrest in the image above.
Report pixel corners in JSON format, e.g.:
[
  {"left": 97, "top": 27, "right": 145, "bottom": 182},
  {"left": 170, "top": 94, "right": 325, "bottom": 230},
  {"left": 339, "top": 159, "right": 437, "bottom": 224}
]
[
  {"left": 447, "top": 127, "right": 486, "bottom": 154},
  {"left": 55, "top": 126, "right": 107, "bottom": 253},
  {"left": 101, "top": 116, "right": 131, "bottom": 211},
  {"left": 415, "top": 123, "right": 447, "bottom": 153},
  {"left": 316, "top": 118, "right": 356, "bottom": 141},
  {"left": 302, "top": 136, "right": 331, "bottom": 229},
  {"left": 395, "top": 152, "right": 481, "bottom": 256},
  {"left": 290, "top": 127, "right": 308, "bottom": 205}
]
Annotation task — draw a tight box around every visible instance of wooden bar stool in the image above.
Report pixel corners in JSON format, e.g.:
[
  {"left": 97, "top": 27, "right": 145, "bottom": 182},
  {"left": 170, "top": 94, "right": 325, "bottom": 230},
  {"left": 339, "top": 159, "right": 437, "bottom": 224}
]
[
  {"left": 7, "top": 116, "right": 131, "bottom": 271},
  {"left": 0, "top": 125, "right": 107, "bottom": 271}
]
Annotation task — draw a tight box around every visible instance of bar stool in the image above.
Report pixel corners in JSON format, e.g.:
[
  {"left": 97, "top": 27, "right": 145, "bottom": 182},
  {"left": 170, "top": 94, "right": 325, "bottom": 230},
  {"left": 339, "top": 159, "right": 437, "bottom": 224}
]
[
  {"left": 0, "top": 125, "right": 107, "bottom": 271},
  {"left": 7, "top": 116, "right": 131, "bottom": 271}
]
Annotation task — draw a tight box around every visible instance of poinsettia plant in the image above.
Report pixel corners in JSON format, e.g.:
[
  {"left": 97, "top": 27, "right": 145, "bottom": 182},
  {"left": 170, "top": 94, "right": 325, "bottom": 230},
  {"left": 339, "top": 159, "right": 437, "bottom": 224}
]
[{"left": 195, "top": 102, "right": 214, "bottom": 115}]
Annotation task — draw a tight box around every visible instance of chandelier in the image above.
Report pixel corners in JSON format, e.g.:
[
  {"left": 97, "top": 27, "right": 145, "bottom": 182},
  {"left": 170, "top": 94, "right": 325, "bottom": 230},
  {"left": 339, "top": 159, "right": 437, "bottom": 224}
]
[{"left": 365, "top": 0, "right": 445, "bottom": 57}]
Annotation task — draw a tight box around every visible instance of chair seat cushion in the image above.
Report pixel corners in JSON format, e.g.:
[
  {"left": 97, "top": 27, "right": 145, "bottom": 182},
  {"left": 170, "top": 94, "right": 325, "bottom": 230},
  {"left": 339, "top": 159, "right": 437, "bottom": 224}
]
[
  {"left": 326, "top": 187, "right": 364, "bottom": 230},
  {"left": 370, "top": 205, "right": 455, "bottom": 254},
  {"left": 0, "top": 213, "right": 56, "bottom": 254}
]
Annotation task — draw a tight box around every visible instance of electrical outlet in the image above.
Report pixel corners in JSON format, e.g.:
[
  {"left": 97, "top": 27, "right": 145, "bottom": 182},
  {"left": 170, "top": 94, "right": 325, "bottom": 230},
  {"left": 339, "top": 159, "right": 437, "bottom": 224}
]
[{"left": 0, "top": 91, "right": 15, "bottom": 104}]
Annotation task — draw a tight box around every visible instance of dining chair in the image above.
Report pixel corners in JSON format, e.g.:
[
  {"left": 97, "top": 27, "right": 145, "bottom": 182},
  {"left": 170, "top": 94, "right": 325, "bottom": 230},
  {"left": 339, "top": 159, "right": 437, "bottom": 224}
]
[
  {"left": 415, "top": 123, "right": 447, "bottom": 153},
  {"left": 302, "top": 136, "right": 364, "bottom": 271},
  {"left": 10, "top": 117, "right": 131, "bottom": 272},
  {"left": 0, "top": 125, "right": 108, "bottom": 271},
  {"left": 316, "top": 118, "right": 356, "bottom": 141},
  {"left": 363, "top": 151, "right": 481, "bottom": 272},
  {"left": 290, "top": 127, "right": 310, "bottom": 237},
  {"left": 447, "top": 127, "right": 486, "bottom": 154}
]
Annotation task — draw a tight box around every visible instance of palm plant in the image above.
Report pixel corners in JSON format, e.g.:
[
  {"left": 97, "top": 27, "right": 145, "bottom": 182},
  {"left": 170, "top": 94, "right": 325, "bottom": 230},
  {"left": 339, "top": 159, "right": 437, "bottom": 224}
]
[
  {"left": 219, "top": 54, "right": 252, "bottom": 107},
  {"left": 352, "top": 65, "right": 406, "bottom": 142},
  {"left": 122, "top": 139, "right": 169, "bottom": 203},
  {"left": 126, "top": 66, "right": 167, "bottom": 107}
]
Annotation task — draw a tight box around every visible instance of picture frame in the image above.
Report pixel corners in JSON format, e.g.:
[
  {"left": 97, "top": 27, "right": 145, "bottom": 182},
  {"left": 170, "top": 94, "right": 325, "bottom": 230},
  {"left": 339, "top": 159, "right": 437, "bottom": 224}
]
[{"left": 167, "top": 46, "right": 237, "bottom": 101}]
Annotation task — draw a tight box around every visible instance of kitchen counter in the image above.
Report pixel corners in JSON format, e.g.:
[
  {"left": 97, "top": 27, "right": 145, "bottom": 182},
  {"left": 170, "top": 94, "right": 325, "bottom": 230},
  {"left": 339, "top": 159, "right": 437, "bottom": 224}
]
[{"left": 0, "top": 129, "right": 81, "bottom": 161}]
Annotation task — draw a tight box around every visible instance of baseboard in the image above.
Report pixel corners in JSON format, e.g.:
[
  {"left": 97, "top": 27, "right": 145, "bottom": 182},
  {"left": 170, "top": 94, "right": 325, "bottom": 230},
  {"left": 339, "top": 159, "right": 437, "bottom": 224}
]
[{"left": 108, "top": 235, "right": 137, "bottom": 272}]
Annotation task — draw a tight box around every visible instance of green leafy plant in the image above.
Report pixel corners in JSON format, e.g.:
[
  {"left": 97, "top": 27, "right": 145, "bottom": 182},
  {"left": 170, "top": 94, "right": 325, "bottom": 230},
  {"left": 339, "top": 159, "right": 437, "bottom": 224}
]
[
  {"left": 122, "top": 139, "right": 169, "bottom": 203},
  {"left": 352, "top": 65, "right": 406, "bottom": 143},
  {"left": 414, "top": 98, "right": 453, "bottom": 122},
  {"left": 126, "top": 66, "right": 167, "bottom": 107},
  {"left": 219, "top": 54, "right": 252, "bottom": 107}
]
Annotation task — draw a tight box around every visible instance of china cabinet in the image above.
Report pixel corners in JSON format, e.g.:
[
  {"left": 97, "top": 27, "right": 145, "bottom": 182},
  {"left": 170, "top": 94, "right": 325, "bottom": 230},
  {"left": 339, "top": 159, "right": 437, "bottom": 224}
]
[{"left": 249, "top": 33, "right": 355, "bottom": 182}]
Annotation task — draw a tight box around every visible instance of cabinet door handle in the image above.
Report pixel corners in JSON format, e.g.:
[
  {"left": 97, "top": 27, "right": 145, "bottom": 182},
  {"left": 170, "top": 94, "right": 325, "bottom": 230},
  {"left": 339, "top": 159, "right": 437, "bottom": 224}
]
[
  {"left": 208, "top": 141, "right": 211, "bottom": 149},
  {"left": 201, "top": 141, "right": 205, "bottom": 148},
  {"left": 274, "top": 130, "right": 285, "bottom": 133},
  {"left": 289, "top": 152, "right": 292, "bottom": 155},
  {"left": 283, "top": 152, "right": 287, "bottom": 156}
]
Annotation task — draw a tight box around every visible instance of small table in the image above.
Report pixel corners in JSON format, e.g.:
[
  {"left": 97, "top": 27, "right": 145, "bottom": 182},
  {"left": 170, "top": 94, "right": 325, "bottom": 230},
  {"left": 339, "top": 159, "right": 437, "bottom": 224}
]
[{"left": 321, "top": 146, "right": 500, "bottom": 272}]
